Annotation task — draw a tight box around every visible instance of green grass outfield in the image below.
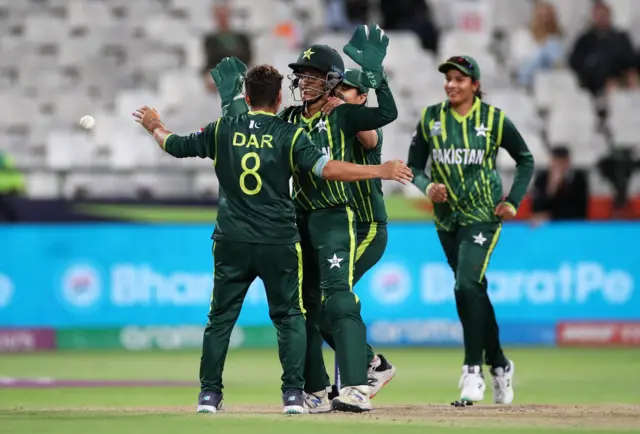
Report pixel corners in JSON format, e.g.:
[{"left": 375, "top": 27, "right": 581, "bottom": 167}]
[
  {"left": 72, "top": 195, "right": 434, "bottom": 222},
  {"left": 1, "top": 348, "right": 639, "bottom": 434}
]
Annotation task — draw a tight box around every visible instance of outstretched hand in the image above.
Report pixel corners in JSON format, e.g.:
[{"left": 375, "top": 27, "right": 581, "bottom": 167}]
[
  {"left": 379, "top": 160, "right": 413, "bottom": 184},
  {"left": 132, "top": 106, "right": 164, "bottom": 135},
  {"left": 343, "top": 23, "right": 389, "bottom": 89},
  {"left": 210, "top": 57, "right": 247, "bottom": 105},
  {"left": 321, "top": 96, "right": 345, "bottom": 115}
]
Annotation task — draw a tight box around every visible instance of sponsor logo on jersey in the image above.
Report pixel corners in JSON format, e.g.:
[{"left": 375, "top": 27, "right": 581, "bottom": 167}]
[{"left": 432, "top": 148, "right": 485, "bottom": 165}]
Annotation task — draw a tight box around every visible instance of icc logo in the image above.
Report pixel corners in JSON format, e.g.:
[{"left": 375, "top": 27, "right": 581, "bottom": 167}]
[
  {"left": 370, "top": 263, "right": 411, "bottom": 305},
  {"left": 60, "top": 264, "right": 102, "bottom": 311}
]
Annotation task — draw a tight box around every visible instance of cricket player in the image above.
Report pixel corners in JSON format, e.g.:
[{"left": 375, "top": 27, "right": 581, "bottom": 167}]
[
  {"left": 319, "top": 68, "right": 396, "bottom": 398},
  {"left": 132, "top": 64, "right": 412, "bottom": 415},
  {"left": 214, "top": 23, "right": 398, "bottom": 413},
  {"left": 406, "top": 56, "right": 535, "bottom": 405}
]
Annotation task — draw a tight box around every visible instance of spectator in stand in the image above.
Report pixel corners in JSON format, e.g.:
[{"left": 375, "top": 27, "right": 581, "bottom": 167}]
[
  {"left": 326, "top": 0, "right": 370, "bottom": 31},
  {"left": 515, "top": 0, "right": 564, "bottom": 89},
  {"left": 531, "top": 147, "right": 589, "bottom": 225},
  {"left": 379, "top": 0, "right": 439, "bottom": 54},
  {"left": 201, "top": 1, "right": 253, "bottom": 92},
  {"left": 569, "top": 1, "right": 638, "bottom": 97}
]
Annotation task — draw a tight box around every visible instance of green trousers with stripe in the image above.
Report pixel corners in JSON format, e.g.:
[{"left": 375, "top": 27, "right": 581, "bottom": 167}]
[
  {"left": 297, "top": 206, "right": 369, "bottom": 392},
  {"left": 437, "top": 222, "right": 509, "bottom": 369},
  {"left": 320, "top": 222, "right": 388, "bottom": 367},
  {"left": 199, "top": 241, "right": 307, "bottom": 393}
]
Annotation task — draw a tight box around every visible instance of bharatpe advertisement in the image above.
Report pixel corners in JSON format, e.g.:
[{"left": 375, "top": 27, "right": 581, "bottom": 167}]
[{"left": 0, "top": 223, "right": 638, "bottom": 348}]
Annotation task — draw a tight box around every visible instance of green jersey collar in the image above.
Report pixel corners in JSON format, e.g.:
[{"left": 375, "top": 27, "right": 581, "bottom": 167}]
[
  {"left": 300, "top": 110, "right": 323, "bottom": 123},
  {"left": 448, "top": 97, "right": 481, "bottom": 123},
  {"left": 248, "top": 110, "right": 276, "bottom": 116}
]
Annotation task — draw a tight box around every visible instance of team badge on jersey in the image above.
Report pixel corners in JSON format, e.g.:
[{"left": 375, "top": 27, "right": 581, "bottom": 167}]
[{"left": 430, "top": 121, "right": 442, "bottom": 136}]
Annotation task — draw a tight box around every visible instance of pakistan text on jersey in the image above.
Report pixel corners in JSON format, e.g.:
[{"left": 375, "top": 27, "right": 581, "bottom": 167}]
[{"left": 432, "top": 148, "right": 486, "bottom": 166}]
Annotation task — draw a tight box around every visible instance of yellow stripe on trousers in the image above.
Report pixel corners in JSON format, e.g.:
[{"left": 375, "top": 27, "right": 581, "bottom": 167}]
[
  {"left": 356, "top": 222, "right": 378, "bottom": 262},
  {"left": 478, "top": 224, "right": 502, "bottom": 282},
  {"left": 295, "top": 242, "right": 306, "bottom": 316}
]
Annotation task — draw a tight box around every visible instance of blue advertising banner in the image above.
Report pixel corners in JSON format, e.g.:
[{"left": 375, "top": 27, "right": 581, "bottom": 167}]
[{"left": 1, "top": 223, "right": 638, "bottom": 343}]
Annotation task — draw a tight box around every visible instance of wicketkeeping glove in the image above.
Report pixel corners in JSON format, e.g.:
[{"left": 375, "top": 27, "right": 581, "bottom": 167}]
[
  {"left": 210, "top": 57, "right": 247, "bottom": 112},
  {"left": 343, "top": 23, "right": 389, "bottom": 89}
]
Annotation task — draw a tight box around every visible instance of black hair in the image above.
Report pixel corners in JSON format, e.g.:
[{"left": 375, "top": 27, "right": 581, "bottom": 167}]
[
  {"left": 472, "top": 78, "right": 484, "bottom": 100},
  {"left": 245, "top": 64, "right": 283, "bottom": 108},
  {"left": 552, "top": 146, "right": 570, "bottom": 159}
]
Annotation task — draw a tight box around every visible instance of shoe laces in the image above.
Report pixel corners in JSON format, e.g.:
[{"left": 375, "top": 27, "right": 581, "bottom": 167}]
[
  {"left": 305, "top": 391, "right": 326, "bottom": 406},
  {"left": 345, "top": 387, "right": 365, "bottom": 402}
]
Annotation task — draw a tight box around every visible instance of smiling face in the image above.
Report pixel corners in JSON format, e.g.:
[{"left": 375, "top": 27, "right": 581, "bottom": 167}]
[
  {"left": 296, "top": 68, "right": 327, "bottom": 102},
  {"left": 444, "top": 68, "right": 478, "bottom": 106}
]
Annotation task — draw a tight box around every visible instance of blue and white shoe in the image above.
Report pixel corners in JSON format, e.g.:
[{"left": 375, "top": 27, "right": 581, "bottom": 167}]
[
  {"left": 196, "top": 391, "right": 223, "bottom": 413},
  {"left": 304, "top": 387, "right": 332, "bottom": 414}
]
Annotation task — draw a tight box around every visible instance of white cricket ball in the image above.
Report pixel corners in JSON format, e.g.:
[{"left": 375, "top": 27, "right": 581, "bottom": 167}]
[{"left": 79, "top": 115, "right": 95, "bottom": 130}]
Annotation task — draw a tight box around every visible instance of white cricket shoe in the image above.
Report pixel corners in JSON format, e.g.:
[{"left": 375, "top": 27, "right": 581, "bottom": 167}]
[
  {"left": 458, "top": 365, "right": 486, "bottom": 403},
  {"left": 304, "top": 387, "right": 332, "bottom": 414},
  {"left": 491, "top": 360, "right": 515, "bottom": 404},
  {"left": 331, "top": 385, "right": 372, "bottom": 413},
  {"left": 368, "top": 354, "right": 396, "bottom": 398}
]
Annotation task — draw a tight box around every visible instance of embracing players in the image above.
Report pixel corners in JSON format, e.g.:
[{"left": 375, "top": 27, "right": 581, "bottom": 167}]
[
  {"left": 133, "top": 62, "right": 411, "bottom": 414},
  {"left": 216, "top": 23, "right": 398, "bottom": 413}
]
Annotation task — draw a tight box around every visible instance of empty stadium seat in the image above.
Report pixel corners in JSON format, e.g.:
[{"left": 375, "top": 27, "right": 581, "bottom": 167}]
[{"left": 0, "top": 0, "right": 629, "bottom": 201}]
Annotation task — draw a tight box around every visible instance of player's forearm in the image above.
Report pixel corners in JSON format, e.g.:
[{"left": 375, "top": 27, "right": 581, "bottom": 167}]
[
  {"left": 222, "top": 96, "right": 249, "bottom": 117},
  {"left": 321, "top": 160, "right": 382, "bottom": 181},
  {"left": 356, "top": 130, "right": 378, "bottom": 149},
  {"left": 153, "top": 127, "right": 174, "bottom": 152},
  {"left": 407, "top": 132, "right": 432, "bottom": 195},
  {"left": 348, "top": 79, "right": 398, "bottom": 131},
  {"left": 411, "top": 171, "right": 432, "bottom": 195},
  {"left": 506, "top": 152, "right": 535, "bottom": 208},
  {"left": 160, "top": 129, "right": 212, "bottom": 159},
  {"left": 374, "top": 79, "right": 398, "bottom": 123}
]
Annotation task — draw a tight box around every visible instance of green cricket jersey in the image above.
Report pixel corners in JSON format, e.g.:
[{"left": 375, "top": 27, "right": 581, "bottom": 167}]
[
  {"left": 223, "top": 80, "right": 398, "bottom": 213},
  {"left": 351, "top": 129, "right": 387, "bottom": 222},
  {"left": 407, "top": 98, "right": 535, "bottom": 230},
  {"left": 163, "top": 111, "right": 328, "bottom": 244},
  {"left": 279, "top": 80, "right": 397, "bottom": 212}
]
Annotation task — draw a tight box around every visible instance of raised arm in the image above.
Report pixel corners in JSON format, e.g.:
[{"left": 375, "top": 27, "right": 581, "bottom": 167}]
[
  {"left": 336, "top": 81, "right": 398, "bottom": 133},
  {"left": 211, "top": 57, "right": 250, "bottom": 117},
  {"left": 339, "top": 23, "right": 398, "bottom": 133},
  {"left": 133, "top": 106, "right": 219, "bottom": 161}
]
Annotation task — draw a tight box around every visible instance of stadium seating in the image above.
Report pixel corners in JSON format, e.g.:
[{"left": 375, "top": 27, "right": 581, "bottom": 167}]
[{"left": 0, "top": 0, "right": 638, "bottom": 198}]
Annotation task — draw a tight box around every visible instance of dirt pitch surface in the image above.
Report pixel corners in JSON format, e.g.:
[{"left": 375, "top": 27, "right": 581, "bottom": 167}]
[{"left": 25, "top": 404, "right": 640, "bottom": 430}]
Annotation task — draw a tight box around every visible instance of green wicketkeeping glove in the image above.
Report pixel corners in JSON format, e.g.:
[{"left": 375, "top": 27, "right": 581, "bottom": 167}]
[
  {"left": 210, "top": 57, "right": 247, "bottom": 113},
  {"left": 343, "top": 23, "right": 389, "bottom": 89}
]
